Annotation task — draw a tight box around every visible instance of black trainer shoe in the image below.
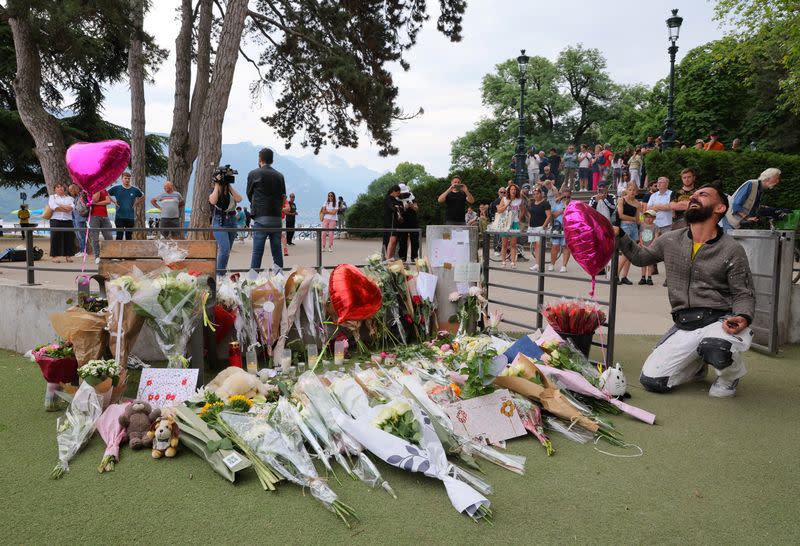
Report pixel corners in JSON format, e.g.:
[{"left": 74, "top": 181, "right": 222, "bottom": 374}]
[
  {"left": 638, "top": 277, "right": 647, "bottom": 285},
  {"left": 646, "top": 277, "right": 653, "bottom": 285},
  {"left": 620, "top": 277, "right": 633, "bottom": 285}
]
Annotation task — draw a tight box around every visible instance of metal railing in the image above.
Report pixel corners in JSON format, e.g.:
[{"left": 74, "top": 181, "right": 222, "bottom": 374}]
[
  {"left": 481, "top": 229, "right": 618, "bottom": 366},
  {"left": 0, "top": 225, "right": 423, "bottom": 285}
]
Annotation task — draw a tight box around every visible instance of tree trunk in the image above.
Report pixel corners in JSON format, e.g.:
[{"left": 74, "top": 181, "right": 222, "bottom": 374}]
[
  {"left": 128, "top": 0, "right": 147, "bottom": 240},
  {"left": 8, "top": 9, "right": 70, "bottom": 195},
  {"left": 168, "top": 0, "right": 212, "bottom": 228},
  {"left": 189, "top": 0, "right": 249, "bottom": 238}
]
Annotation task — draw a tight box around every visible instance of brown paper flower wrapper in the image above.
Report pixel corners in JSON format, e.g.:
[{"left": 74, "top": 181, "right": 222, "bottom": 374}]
[
  {"left": 49, "top": 307, "right": 109, "bottom": 365},
  {"left": 493, "top": 354, "right": 599, "bottom": 433},
  {"left": 251, "top": 282, "right": 284, "bottom": 349}
]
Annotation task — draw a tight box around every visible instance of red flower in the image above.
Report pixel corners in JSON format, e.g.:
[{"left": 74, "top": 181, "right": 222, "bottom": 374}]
[
  {"left": 403, "top": 314, "right": 413, "bottom": 325},
  {"left": 412, "top": 295, "right": 422, "bottom": 305}
]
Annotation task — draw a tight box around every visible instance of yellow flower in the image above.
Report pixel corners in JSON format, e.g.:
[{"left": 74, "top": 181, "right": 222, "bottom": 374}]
[{"left": 227, "top": 394, "right": 253, "bottom": 407}]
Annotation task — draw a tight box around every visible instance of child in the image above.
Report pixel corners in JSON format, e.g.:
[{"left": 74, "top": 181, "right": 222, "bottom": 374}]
[{"left": 638, "top": 209, "right": 658, "bottom": 285}]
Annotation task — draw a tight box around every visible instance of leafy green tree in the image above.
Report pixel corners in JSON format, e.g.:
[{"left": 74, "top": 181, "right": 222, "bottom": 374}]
[
  {"left": 556, "top": 44, "right": 615, "bottom": 144},
  {"left": 714, "top": 0, "right": 800, "bottom": 115}
]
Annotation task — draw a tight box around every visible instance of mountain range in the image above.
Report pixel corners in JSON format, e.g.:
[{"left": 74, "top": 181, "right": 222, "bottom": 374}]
[{"left": 1, "top": 142, "right": 384, "bottom": 224}]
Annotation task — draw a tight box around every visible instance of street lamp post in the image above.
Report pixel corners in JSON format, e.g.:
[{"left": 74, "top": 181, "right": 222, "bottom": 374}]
[
  {"left": 515, "top": 50, "right": 529, "bottom": 186},
  {"left": 661, "top": 8, "right": 683, "bottom": 150}
]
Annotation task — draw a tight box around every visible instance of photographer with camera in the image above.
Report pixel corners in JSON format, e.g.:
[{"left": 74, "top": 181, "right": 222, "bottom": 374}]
[
  {"left": 209, "top": 165, "right": 243, "bottom": 276},
  {"left": 437, "top": 177, "right": 474, "bottom": 226}
]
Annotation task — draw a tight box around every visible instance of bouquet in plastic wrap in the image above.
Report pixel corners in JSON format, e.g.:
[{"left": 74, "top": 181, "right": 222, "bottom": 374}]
[
  {"left": 543, "top": 299, "right": 606, "bottom": 335},
  {"left": 130, "top": 269, "right": 207, "bottom": 368},
  {"left": 220, "top": 399, "right": 358, "bottom": 527},
  {"left": 29, "top": 340, "right": 79, "bottom": 411},
  {"left": 51, "top": 382, "right": 103, "bottom": 478}
]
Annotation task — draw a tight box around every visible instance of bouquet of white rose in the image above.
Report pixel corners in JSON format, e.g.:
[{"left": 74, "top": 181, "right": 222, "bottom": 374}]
[{"left": 130, "top": 269, "right": 207, "bottom": 368}]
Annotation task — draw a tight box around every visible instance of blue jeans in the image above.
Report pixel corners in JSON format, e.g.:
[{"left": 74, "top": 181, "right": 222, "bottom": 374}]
[
  {"left": 250, "top": 215, "right": 283, "bottom": 270},
  {"left": 74, "top": 219, "right": 87, "bottom": 253},
  {"left": 213, "top": 213, "right": 238, "bottom": 276}
]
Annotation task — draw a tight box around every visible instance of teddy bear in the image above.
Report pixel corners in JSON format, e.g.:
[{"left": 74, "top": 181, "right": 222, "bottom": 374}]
[
  {"left": 147, "top": 415, "right": 180, "bottom": 459},
  {"left": 206, "top": 366, "right": 274, "bottom": 400},
  {"left": 119, "top": 400, "right": 161, "bottom": 449}
]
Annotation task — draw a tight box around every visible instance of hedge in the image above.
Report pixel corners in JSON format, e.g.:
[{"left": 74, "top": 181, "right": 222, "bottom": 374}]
[
  {"left": 346, "top": 167, "right": 507, "bottom": 237},
  {"left": 644, "top": 149, "right": 800, "bottom": 209}
]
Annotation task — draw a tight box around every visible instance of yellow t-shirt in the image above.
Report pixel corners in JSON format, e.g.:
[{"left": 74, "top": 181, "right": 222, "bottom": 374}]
[{"left": 692, "top": 242, "right": 703, "bottom": 259}]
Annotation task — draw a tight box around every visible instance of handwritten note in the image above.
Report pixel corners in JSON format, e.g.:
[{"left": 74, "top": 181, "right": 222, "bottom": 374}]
[
  {"left": 136, "top": 368, "right": 199, "bottom": 408},
  {"left": 430, "top": 239, "right": 469, "bottom": 268}
]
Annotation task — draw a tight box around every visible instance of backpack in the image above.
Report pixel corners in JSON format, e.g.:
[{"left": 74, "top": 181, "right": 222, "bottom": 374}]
[{"left": 74, "top": 192, "right": 90, "bottom": 218}]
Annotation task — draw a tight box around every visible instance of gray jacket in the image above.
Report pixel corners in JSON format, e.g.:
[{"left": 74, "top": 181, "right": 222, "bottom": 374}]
[{"left": 618, "top": 227, "right": 755, "bottom": 322}]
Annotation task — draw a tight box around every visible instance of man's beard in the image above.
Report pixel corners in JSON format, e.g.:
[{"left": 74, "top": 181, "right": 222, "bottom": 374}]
[{"left": 685, "top": 202, "right": 714, "bottom": 223}]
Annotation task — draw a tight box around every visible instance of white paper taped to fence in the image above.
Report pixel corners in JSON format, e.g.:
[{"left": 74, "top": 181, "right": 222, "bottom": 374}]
[
  {"left": 430, "top": 239, "right": 469, "bottom": 268},
  {"left": 454, "top": 262, "right": 481, "bottom": 282}
]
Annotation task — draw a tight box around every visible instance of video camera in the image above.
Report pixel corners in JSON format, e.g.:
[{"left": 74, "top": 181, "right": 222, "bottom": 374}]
[{"left": 214, "top": 164, "right": 238, "bottom": 185}]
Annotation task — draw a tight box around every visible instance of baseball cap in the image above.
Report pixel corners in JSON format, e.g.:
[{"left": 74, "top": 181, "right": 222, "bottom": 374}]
[
  {"left": 644, "top": 209, "right": 657, "bottom": 217},
  {"left": 521, "top": 183, "right": 531, "bottom": 190}
]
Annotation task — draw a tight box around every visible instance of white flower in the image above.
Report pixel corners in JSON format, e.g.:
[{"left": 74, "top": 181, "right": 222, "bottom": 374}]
[
  {"left": 370, "top": 406, "right": 394, "bottom": 428},
  {"left": 176, "top": 271, "right": 197, "bottom": 287},
  {"left": 468, "top": 286, "right": 483, "bottom": 298},
  {"left": 387, "top": 262, "right": 405, "bottom": 274},
  {"left": 448, "top": 291, "right": 461, "bottom": 302}
]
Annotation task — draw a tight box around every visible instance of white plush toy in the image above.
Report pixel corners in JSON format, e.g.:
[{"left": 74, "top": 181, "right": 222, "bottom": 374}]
[
  {"left": 599, "top": 363, "right": 627, "bottom": 398},
  {"left": 206, "top": 367, "right": 274, "bottom": 400}
]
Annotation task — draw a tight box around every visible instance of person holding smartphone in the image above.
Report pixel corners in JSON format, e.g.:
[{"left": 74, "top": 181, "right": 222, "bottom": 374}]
[
  {"left": 615, "top": 183, "right": 755, "bottom": 398},
  {"left": 437, "top": 177, "right": 474, "bottom": 226}
]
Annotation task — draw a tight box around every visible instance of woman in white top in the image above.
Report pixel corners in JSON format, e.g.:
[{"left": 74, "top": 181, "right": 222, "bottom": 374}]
[
  {"left": 496, "top": 183, "right": 524, "bottom": 268},
  {"left": 319, "top": 191, "right": 339, "bottom": 252},
  {"left": 577, "top": 144, "right": 593, "bottom": 191},
  {"left": 48, "top": 182, "right": 76, "bottom": 262}
]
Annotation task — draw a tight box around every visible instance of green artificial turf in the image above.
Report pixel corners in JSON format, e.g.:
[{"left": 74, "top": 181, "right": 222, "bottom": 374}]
[{"left": 2, "top": 338, "right": 799, "bottom": 544}]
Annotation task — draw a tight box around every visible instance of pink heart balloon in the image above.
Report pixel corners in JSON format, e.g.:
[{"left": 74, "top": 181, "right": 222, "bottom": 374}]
[
  {"left": 66, "top": 140, "right": 131, "bottom": 198},
  {"left": 563, "top": 201, "right": 615, "bottom": 296}
]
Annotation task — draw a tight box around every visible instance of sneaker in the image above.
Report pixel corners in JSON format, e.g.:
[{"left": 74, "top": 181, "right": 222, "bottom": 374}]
[
  {"left": 74, "top": 252, "right": 85, "bottom": 258},
  {"left": 709, "top": 377, "right": 739, "bottom": 398},
  {"left": 559, "top": 266, "right": 567, "bottom": 273},
  {"left": 529, "top": 264, "right": 539, "bottom": 272},
  {"left": 546, "top": 264, "right": 554, "bottom": 271},
  {"left": 94, "top": 257, "right": 100, "bottom": 264},
  {"left": 493, "top": 251, "right": 500, "bottom": 257},
  {"left": 620, "top": 277, "right": 633, "bottom": 285},
  {"left": 646, "top": 277, "right": 653, "bottom": 286},
  {"left": 638, "top": 277, "right": 647, "bottom": 285}
]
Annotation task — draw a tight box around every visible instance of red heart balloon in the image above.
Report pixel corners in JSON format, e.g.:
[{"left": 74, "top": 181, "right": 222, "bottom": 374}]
[
  {"left": 66, "top": 140, "right": 131, "bottom": 198},
  {"left": 329, "top": 264, "right": 382, "bottom": 323}
]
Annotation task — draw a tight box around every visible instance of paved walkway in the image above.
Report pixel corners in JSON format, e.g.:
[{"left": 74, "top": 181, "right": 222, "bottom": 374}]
[{"left": 0, "top": 236, "right": 672, "bottom": 335}]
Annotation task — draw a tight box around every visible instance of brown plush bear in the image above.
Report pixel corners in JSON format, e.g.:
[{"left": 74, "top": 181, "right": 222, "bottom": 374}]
[{"left": 119, "top": 400, "right": 160, "bottom": 449}]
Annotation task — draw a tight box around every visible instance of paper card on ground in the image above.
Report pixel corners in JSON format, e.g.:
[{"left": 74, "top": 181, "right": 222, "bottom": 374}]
[
  {"left": 454, "top": 262, "right": 481, "bottom": 282},
  {"left": 415, "top": 272, "right": 438, "bottom": 301},
  {"left": 136, "top": 368, "right": 198, "bottom": 408},
  {"left": 444, "top": 389, "right": 526, "bottom": 445}
]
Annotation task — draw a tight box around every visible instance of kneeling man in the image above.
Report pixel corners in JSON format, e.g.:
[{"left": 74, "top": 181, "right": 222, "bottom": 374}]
[{"left": 616, "top": 183, "right": 754, "bottom": 397}]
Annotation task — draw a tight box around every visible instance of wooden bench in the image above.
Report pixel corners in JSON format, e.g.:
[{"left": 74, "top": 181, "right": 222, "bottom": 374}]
[{"left": 95, "top": 240, "right": 219, "bottom": 382}]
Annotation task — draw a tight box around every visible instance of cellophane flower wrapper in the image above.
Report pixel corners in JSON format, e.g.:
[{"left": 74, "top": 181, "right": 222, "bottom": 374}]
[
  {"left": 52, "top": 382, "right": 103, "bottom": 478},
  {"left": 130, "top": 269, "right": 206, "bottom": 368},
  {"left": 542, "top": 298, "right": 606, "bottom": 336},
  {"left": 334, "top": 399, "right": 491, "bottom": 519},
  {"left": 220, "top": 408, "right": 340, "bottom": 511},
  {"left": 295, "top": 372, "right": 394, "bottom": 495}
]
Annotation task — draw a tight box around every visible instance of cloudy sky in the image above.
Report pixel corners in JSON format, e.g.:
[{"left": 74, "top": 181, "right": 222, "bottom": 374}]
[{"left": 102, "top": 1, "right": 726, "bottom": 177}]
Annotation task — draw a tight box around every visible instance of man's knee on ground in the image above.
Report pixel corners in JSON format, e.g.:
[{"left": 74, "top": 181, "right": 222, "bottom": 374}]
[
  {"left": 697, "top": 338, "right": 733, "bottom": 370},
  {"left": 640, "top": 373, "right": 671, "bottom": 393}
]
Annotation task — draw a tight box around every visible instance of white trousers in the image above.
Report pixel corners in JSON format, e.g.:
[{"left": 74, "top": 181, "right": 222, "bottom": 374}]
[{"left": 642, "top": 321, "right": 752, "bottom": 389}]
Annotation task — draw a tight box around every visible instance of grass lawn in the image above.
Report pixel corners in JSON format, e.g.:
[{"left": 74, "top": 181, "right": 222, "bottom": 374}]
[{"left": 2, "top": 337, "right": 799, "bottom": 544}]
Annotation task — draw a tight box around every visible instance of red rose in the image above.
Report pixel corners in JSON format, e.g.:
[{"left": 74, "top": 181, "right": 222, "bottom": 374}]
[
  {"left": 403, "top": 314, "right": 413, "bottom": 324},
  {"left": 412, "top": 295, "right": 422, "bottom": 305}
]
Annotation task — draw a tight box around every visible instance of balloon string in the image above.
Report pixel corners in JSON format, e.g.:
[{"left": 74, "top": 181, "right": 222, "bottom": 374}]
[{"left": 79, "top": 197, "right": 93, "bottom": 277}]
